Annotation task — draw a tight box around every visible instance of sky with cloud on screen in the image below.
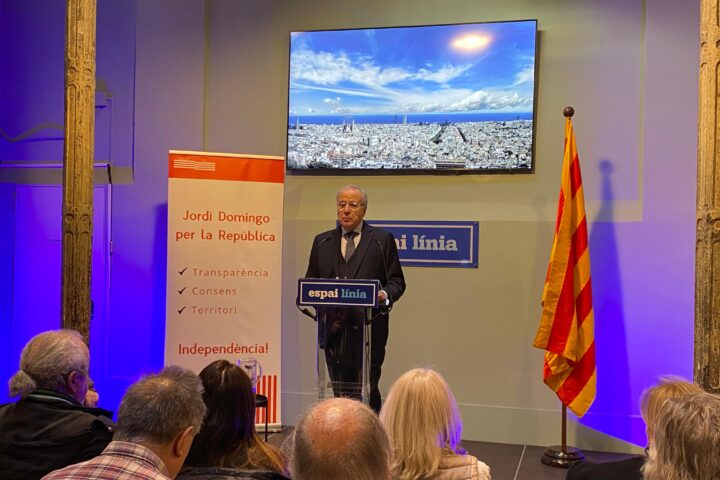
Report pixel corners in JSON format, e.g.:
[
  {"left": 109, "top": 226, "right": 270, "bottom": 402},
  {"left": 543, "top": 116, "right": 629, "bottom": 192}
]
[{"left": 289, "top": 20, "right": 536, "bottom": 116}]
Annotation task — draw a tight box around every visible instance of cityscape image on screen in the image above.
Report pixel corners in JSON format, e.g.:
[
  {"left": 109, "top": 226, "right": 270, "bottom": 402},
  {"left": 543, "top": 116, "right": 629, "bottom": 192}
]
[{"left": 287, "top": 20, "right": 537, "bottom": 173}]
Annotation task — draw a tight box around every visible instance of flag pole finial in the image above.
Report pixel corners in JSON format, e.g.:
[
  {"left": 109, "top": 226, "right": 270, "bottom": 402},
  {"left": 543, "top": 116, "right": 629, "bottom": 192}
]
[{"left": 563, "top": 106, "right": 575, "bottom": 118}]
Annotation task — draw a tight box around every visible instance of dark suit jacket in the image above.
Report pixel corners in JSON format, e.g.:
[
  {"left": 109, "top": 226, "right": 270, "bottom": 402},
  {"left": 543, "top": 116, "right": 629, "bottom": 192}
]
[
  {"left": 566, "top": 456, "right": 645, "bottom": 480},
  {"left": 305, "top": 222, "right": 405, "bottom": 305}
]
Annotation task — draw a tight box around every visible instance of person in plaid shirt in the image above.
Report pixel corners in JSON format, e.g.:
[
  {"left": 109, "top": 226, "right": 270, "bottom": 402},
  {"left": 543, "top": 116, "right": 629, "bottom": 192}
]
[{"left": 43, "top": 366, "right": 206, "bottom": 480}]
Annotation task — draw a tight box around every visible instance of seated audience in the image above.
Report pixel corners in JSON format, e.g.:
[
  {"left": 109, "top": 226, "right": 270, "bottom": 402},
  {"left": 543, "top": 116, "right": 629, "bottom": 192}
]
[
  {"left": 643, "top": 391, "right": 720, "bottom": 480},
  {"left": 43, "top": 365, "right": 206, "bottom": 480},
  {"left": 0, "top": 329, "right": 114, "bottom": 480},
  {"left": 177, "top": 359, "right": 288, "bottom": 480},
  {"left": 290, "top": 397, "right": 392, "bottom": 480},
  {"left": 379, "top": 368, "right": 491, "bottom": 480},
  {"left": 566, "top": 376, "right": 704, "bottom": 480}
]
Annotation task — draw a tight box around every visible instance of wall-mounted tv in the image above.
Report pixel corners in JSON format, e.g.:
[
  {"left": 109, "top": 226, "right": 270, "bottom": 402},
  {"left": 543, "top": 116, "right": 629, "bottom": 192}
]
[{"left": 287, "top": 19, "right": 538, "bottom": 174}]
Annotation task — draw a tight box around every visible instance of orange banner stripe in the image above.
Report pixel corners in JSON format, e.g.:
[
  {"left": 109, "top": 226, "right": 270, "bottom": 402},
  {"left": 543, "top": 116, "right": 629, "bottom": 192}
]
[
  {"left": 169, "top": 152, "right": 285, "bottom": 183},
  {"left": 272, "top": 374, "right": 277, "bottom": 423}
]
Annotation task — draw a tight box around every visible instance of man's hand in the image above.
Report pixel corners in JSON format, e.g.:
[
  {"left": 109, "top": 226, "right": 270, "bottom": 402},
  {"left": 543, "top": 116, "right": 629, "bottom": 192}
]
[
  {"left": 84, "top": 389, "right": 99, "bottom": 408},
  {"left": 378, "top": 290, "right": 388, "bottom": 304}
]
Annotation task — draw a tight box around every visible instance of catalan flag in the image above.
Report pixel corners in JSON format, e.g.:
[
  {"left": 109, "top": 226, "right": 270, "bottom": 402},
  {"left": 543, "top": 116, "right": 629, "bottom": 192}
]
[{"left": 533, "top": 116, "right": 596, "bottom": 417}]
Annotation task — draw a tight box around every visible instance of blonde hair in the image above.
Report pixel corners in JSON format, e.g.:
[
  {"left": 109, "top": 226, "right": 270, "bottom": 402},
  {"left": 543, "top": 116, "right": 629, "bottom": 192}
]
[
  {"left": 379, "top": 368, "right": 463, "bottom": 480},
  {"left": 639, "top": 376, "right": 703, "bottom": 441},
  {"left": 643, "top": 392, "right": 720, "bottom": 480}
]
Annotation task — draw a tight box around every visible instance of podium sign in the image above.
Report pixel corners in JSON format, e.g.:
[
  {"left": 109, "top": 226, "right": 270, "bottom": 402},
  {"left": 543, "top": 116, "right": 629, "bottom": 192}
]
[
  {"left": 298, "top": 278, "right": 380, "bottom": 406},
  {"left": 298, "top": 278, "right": 380, "bottom": 308}
]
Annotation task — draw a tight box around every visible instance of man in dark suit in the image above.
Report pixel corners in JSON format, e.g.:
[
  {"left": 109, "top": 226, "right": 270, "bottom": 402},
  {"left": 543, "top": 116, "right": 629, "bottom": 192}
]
[{"left": 305, "top": 185, "right": 406, "bottom": 412}]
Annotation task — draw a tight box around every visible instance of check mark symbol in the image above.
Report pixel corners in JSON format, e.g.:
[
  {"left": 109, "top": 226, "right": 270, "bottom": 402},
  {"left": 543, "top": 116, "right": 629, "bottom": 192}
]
[
  {"left": 178, "top": 267, "right": 188, "bottom": 275},
  {"left": 178, "top": 287, "right": 187, "bottom": 294},
  {"left": 177, "top": 306, "right": 187, "bottom": 314}
]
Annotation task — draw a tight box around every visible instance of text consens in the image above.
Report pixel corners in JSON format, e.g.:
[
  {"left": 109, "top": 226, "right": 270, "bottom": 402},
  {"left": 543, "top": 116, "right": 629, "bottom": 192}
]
[{"left": 192, "top": 287, "right": 237, "bottom": 296}]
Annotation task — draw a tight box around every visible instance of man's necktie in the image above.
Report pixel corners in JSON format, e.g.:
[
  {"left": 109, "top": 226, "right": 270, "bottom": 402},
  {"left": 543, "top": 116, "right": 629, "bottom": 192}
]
[{"left": 345, "top": 231, "right": 358, "bottom": 262}]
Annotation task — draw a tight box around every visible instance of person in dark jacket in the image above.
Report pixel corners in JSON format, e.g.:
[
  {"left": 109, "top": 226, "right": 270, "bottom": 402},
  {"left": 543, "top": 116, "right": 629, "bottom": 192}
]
[
  {"left": 0, "top": 329, "right": 114, "bottom": 480},
  {"left": 566, "top": 376, "right": 704, "bottom": 480}
]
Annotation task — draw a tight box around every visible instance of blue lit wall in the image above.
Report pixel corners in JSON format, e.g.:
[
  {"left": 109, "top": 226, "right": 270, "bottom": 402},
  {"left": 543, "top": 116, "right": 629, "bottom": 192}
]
[{"left": 0, "top": 0, "right": 139, "bottom": 412}]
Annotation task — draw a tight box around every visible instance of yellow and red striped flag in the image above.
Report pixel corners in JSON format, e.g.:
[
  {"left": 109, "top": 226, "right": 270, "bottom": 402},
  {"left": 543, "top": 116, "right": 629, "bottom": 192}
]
[{"left": 533, "top": 116, "right": 596, "bottom": 417}]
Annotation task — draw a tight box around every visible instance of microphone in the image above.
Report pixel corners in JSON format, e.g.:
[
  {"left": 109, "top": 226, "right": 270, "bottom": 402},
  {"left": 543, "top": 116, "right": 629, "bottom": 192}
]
[
  {"left": 297, "top": 235, "right": 332, "bottom": 320},
  {"left": 295, "top": 296, "right": 317, "bottom": 320},
  {"left": 375, "top": 239, "right": 392, "bottom": 312}
]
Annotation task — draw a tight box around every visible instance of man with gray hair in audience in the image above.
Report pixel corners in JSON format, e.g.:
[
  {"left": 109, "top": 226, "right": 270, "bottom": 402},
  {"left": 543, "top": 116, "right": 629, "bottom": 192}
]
[
  {"left": 290, "top": 397, "right": 392, "bottom": 480},
  {"left": 44, "top": 365, "right": 206, "bottom": 480},
  {"left": 0, "top": 329, "right": 114, "bottom": 480}
]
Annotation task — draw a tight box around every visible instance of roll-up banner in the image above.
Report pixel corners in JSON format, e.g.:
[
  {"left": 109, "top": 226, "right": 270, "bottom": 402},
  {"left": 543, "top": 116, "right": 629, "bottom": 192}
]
[{"left": 165, "top": 150, "right": 284, "bottom": 428}]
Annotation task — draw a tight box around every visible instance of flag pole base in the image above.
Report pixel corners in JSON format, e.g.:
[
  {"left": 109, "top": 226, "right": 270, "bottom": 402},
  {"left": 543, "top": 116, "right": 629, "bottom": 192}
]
[{"left": 540, "top": 446, "right": 585, "bottom": 468}]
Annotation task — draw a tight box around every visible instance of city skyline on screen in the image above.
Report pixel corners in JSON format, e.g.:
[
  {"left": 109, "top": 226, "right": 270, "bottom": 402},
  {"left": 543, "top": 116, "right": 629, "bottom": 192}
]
[
  {"left": 289, "top": 20, "right": 537, "bottom": 117},
  {"left": 286, "top": 20, "right": 537, "bottom": 171}
]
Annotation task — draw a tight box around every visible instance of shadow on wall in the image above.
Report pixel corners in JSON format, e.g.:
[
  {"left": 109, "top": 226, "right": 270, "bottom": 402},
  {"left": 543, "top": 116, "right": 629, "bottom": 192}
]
[{"left": 577, "top": 159, "right": 639, "bottom": 446}]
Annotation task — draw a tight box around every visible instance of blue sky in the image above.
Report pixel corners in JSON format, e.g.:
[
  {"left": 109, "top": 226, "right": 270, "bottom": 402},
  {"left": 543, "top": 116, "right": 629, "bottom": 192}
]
[{"left": 289, "top": 20, "right": 536, "bottom": 116}]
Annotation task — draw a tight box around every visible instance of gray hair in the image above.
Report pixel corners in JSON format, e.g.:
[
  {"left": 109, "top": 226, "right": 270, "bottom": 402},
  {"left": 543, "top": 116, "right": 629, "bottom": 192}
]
[
  {"left": 290, "top": 398, "right": 391, "bottom": 480},
  {"left": 8, "top": 329, "right": 88, "bottom": 398},
  {"left": 643, "top": 392, "right": 720, "bottom": 480},
  {"left": 115, "top": 365, "right": 206, "bottom": 444},
  {"left": 639, "top": 375, "right": 703, "bottom": 441},
  {"left": 336, "top": 185, "right": 368, "bottom": 208}
]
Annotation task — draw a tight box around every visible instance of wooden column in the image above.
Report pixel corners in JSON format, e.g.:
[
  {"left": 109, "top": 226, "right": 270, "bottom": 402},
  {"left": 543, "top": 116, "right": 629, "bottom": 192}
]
[
  {"left": 61, "top": 0, "right": 96, "bottom": 343},
  {"left": 696, "top": 0, "right": 720, "bottom": 393}
]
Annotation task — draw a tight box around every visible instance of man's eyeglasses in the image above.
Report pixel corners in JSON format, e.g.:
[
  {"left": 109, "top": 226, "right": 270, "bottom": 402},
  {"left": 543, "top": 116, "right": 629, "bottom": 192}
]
[{"left": 337, "top": 201, "right": 364, "bottom": 210}]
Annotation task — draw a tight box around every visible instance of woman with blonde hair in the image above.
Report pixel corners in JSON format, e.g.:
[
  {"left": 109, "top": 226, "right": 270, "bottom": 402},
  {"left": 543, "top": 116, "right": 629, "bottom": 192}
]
[
  {"left": 643, "top": 391, "right": 720, "bottom": 480},
  {"left": 379, "top": 368, "right": 490, "bottom": 480},
  {"left": 566, "top": 376, "right": 704, "bottom": 480}
]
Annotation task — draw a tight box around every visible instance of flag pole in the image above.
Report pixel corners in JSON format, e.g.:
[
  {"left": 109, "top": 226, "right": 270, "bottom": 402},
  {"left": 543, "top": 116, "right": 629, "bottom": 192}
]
[
  {"left": 540, "top": 106, "right": 586, "bottom": 469},
  {"left": 562, "top": 404, "right": 567, "bottom": 451},
  {"left": 541, "top": 404, "right": 584, "bottom": 467}
]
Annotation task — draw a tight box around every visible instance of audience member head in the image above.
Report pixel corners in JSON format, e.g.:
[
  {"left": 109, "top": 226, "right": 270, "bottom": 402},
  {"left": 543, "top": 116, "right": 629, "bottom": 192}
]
[
  {"left": 291, "top": 397, "right": 391, "bottom": 480},
  {"left": 643, "top": 392, "right": 720, "bottom": 480},
  {"left": 639, "top": 375, "right": 704, "bottom": 443},
  {"left": 185, "top": 359, "right": 286, "bottom": 472},
  {"left": 115, "top": 365, "right": 206, "bottom": 479},
  {"left": 8, "top": 329, "right": 90, "bottom": 403},
  {"left": 379, "top": 368, "right": 463, "bottom": 480}
]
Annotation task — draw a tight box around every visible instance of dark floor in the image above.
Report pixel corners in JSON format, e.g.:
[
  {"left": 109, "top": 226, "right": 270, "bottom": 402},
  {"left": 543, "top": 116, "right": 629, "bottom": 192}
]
[{"left": 267, "top": 427, "right": 642, "bottom": 480}]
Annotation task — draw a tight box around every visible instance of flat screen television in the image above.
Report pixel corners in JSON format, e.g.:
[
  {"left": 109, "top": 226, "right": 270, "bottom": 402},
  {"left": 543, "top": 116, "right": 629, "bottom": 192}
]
[{"left": 287, "top": 19, "right": 538, "bottom": 174}]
